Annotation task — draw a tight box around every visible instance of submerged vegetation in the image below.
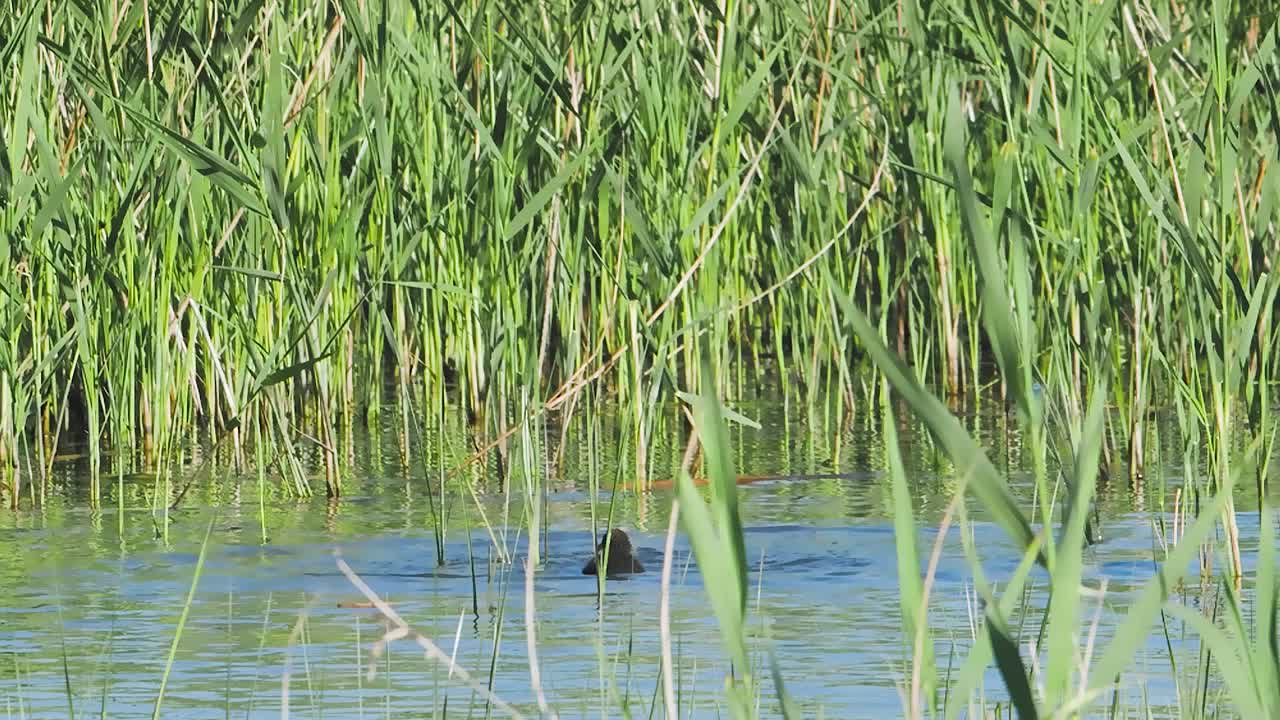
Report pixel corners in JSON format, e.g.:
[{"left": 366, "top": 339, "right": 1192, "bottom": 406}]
[{"left": 3, "top": 0, "right": 1280, "bottom": 715}]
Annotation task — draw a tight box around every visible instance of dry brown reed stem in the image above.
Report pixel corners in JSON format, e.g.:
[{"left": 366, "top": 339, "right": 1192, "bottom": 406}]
[
  {"left": 659, "top": 499, "right": 681, "bottom": 720},
  {"left": 335, "top": 552, "right": 527, "bottom": 719},
  {"left": 285, "top": 12, "right": 344, "bottom": 127},
  {"left": 446, "top": 39, "right": 886, "bottom": 497},
  {"left": 909, "top": 486, "right": 965, "bottom": 720},
  {"left": 280, "top": 599, "right": 319, "bottom": 720},
  {"left": 443, "top": 46, "right": 795, "bottom": 484},
  {"left": 1123, "top": 4, "right": 1188, "bottom": 226},
  {"left": 642, "top": 77, "right": 788, "bottom": 328},
  {"left": 1079, "top": 577, "right": 1109, "bottom": 697},
  {"left": 661, "top": 420, "right": 702, "bottom": 719},
  {"left": 524, "top": 557, "right": 555, "bottom": 718},
  {"left": 736, "top": 122, "right": 888, "bottom": 312},
  {"left": 536, "top": 196, "right": 562, "bottom": 382}
]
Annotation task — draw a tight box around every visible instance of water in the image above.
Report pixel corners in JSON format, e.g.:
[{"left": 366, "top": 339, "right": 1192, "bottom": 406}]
[{"left": 0, "top": 395, "right": 1262, "bottom": 718}]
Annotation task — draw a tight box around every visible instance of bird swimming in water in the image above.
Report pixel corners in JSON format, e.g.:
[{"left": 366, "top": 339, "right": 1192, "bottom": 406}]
[{"left": 582, "top": 528, "right": 644, "bottom": 576}]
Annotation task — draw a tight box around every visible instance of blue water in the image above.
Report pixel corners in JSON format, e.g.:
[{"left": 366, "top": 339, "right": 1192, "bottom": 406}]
[{"left": 0, "top": 399, "right": 1254, "bottom": 718}]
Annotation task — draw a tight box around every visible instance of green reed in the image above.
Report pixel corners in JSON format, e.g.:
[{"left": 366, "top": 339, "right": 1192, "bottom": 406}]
[
  {"left": 3, "top": 0, "right": 1280, "bottom": 714},
  {"left": 1, "top": 0, "right": 1273, "bottom": 509}
]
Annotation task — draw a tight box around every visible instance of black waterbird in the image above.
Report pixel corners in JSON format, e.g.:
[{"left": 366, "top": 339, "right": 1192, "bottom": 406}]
[{"left": 582, "top": 528, "right": 645, "bottom": 576}]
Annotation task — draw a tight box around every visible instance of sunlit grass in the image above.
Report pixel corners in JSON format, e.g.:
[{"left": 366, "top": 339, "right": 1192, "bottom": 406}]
[
  {"left": 3, "top": 0, "right": 1280, "bottom": 716},
  {"left": 1, "top": 0, "right": 1270, "bottom": 502}
]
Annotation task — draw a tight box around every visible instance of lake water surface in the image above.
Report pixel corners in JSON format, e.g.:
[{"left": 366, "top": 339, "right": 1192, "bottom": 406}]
[{"left": 0, "top": 395, "right": 1262, "bottom": 718}]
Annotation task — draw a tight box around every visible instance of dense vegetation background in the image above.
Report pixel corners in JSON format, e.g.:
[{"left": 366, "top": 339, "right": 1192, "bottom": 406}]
[
  {"left": 1, "top": 0, "right": 1277, "bottom": 498},
  {"left": 6, "top": 2, "right": 1280, "bottom": 716}
]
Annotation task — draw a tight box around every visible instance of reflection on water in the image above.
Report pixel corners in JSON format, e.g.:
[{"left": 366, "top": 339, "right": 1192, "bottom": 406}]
[{"left": 0, "top": 393, "right": 1261, "bottom": 718}]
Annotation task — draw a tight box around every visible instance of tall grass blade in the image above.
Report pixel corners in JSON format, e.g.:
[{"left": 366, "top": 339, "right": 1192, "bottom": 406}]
[
  {"left": 943, "top": 535, "right": 1044, "bottom": 720},
  {"left": 882, "top": 390, "right": 933, "bottom": 707},
  {"left": 677, "top": 355, "right": 754, "bottom": 713},
  {"left": 942, "top": 89, "right": 1032, "bottom": 419},
  {"left": 827, "top": 271, "right": 1037, "bottom": 557},
  {"left": 153, "top": 516, "right": 215, "bottom": 719},
  {"left": 1043, "top": 371, "right": 1107, "bottom": 705},
  {"left": 1087, "top": 443, "right": 1257, "bottom": 696}
]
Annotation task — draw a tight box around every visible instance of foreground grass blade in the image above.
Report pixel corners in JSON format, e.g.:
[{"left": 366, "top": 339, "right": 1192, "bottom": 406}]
[
  {"left": 943, "top": 88, "right": 1032, "bottom": 420},
  {"left": 1255, "top": 502, "right": 1280, "bottom": 711},
  {"left": 1043, "top": 370, "right": 1108, "bottom": 705},
  {"left": 882, "top": 391, "right": 934, "bottom": 710},
  {"left": 943, "top": 535, "right": 1044, "bottom": 720},
  {"left": 987, "top": 612, "right": 1038, "bottom": 719},
  {"left": 153, "top": 516, "right": 215, "bottom": 719},
  {"left": 677, "top": 356, "right": 755, "bottom": 715},
  {"left": 1086, "top": 444, "right": 1254, "bottom": 697},
  {"left": 827, "top": 270, "right": 1037, "bottom": 558}
]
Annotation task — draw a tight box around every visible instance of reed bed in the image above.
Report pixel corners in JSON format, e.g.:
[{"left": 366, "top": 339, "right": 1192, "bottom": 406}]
[
  {"left": 3, "top": 0, "right": 1280, "bottom": 716},
  {"left": 1, "top": 0, "right": 1273, "bottom": 496}
]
